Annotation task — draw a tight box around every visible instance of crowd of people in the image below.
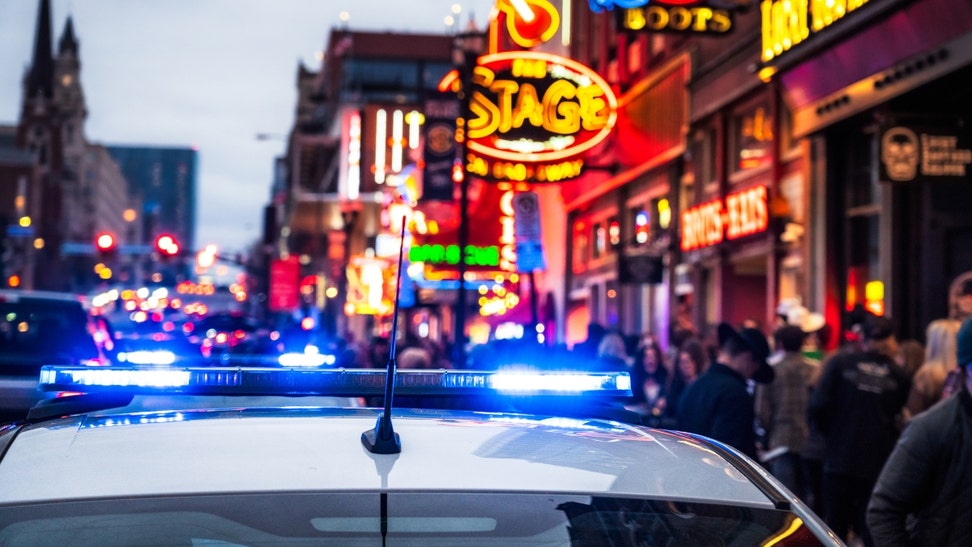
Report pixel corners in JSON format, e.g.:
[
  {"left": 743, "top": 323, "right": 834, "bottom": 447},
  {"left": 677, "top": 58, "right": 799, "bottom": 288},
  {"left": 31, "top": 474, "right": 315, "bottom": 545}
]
[
  {"left": 322, "top": 295, "right": 972, "bottom": 546},
  {"left": 569, "top": 304, "right": 971, "bottom": 547}
]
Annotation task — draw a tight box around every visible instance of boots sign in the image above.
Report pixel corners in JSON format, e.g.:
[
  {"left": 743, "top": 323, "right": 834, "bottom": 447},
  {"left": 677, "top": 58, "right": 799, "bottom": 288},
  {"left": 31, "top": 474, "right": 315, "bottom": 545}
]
[{"left": 589, "top": 0, "right": 735, "bottom": 35}]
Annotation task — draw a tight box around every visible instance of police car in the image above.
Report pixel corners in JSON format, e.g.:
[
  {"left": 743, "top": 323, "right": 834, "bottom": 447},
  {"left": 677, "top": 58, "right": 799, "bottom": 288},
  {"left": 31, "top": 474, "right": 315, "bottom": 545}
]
[{"left": 0, "top": 362, "right": 842, "bottom": 546}]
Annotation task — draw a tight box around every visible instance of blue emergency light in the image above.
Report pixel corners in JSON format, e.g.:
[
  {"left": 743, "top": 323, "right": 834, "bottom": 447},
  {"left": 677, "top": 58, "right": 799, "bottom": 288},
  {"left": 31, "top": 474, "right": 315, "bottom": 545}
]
[
  {"left": 116, "top": 350, "right": 178, "bottom": 366},
  {"left": 37, "top": 366, "right": 632, "bottom": 398}
]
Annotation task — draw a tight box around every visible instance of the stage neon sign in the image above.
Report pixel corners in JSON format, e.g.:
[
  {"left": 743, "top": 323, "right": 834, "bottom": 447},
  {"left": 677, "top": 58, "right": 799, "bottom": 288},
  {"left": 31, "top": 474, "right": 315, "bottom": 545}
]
[
  {"left": 465, "top": 51, "right": 617, "bottom": 181},
  {"left": 680, "top": 185, "right": 769, "bottom": 251}
]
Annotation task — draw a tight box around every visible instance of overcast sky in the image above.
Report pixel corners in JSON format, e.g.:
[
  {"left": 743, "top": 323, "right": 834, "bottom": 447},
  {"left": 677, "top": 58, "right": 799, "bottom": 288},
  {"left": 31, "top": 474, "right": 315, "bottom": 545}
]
[{"left": 0, "top": 0, "right": 494, "bottom": 253}]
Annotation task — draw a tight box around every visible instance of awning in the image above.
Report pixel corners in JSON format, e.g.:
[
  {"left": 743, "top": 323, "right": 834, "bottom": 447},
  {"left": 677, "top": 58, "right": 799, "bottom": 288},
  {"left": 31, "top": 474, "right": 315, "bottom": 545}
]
[{"left": 779, "top": 0, "right": 972, "bottom": 136}]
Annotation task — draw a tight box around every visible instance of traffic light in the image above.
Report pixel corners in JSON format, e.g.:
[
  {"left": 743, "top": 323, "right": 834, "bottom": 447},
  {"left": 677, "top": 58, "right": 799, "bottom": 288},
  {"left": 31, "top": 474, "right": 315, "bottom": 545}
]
[
  {"left": 155, "top": 233, "right": 180, "bottom": 257},
  {"left": 94, "top": 232, "right": 117, "bottom": 255}
]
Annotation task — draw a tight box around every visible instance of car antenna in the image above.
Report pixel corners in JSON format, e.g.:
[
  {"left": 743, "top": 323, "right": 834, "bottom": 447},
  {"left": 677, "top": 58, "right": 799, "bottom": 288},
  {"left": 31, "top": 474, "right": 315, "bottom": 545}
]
[{"left": 361, "top": 216, "right": 406, "bottom": 454}]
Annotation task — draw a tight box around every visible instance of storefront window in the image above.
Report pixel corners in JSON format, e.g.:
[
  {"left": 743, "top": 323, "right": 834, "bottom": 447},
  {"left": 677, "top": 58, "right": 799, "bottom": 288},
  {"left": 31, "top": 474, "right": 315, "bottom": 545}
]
[
  {"left": 606, "top": 280, "right": 619, "bottom": 326},
  {"left": 731, "top": 102, "right": 773, "bottom": 174},
  {"left": 845, "top": 135, "right": 879, "bottom": 209},
  {"left": 689, "top": 126, "right": 716, "bottom": 194},
  {"left": 593, "top": 222, "right": 606, "bottom": 259},
  {"left": 632, "top": 206, "right": 650, "bottom": 245},
  {"left": 608, "top": 217, "right": 621, "bottom": 249},
  {"left": 846, "top": 215, "right": 881, "bottom": 313},
  {"left": 572, "top": 220, "right": 589, "bottom": 274}
]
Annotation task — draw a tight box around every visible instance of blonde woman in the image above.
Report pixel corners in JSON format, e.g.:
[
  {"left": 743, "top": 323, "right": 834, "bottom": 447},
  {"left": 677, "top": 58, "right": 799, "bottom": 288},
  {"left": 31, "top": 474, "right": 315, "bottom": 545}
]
[{"left": 905, "top": 318, "right": 961, "bottom": 419}]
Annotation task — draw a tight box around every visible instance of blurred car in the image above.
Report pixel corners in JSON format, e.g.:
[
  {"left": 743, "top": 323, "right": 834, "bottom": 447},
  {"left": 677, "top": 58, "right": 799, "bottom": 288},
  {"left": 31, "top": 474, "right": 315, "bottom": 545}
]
[
  {"left": 0, "top": 365, "right": 842, "bottom": 545},
  {"left": 184, "top": 311, "right": 264, "bottom": 357},
  {"left": 111, "top": 315, "right": 202, "bottom": 366},
  {"left": 0, "top": 290, "right": 115, "bottom": 421}
]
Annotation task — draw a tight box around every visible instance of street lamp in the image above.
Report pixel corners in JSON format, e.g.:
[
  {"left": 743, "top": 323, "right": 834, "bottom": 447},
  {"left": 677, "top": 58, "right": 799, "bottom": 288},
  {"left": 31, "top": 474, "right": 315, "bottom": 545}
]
[{"left": 451, "top": 27, "right": 485, "bottom": 369}]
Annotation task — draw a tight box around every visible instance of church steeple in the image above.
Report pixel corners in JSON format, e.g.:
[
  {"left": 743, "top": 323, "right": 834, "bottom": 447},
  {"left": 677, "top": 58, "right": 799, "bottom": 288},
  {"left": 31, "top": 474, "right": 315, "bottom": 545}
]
[
  {"left": 59, "top": 15, "right": 79, "bottom": 56},
  {"left": 25, "top": 0, "right": 54, "bottom": 100}
]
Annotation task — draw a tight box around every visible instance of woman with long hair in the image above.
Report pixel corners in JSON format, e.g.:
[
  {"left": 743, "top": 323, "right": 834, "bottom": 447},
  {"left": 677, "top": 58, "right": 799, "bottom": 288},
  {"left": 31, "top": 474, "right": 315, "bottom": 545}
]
[
  {"left": 661, "top": 338, "right": 707, "bottom": 418},
  {"left": 905, "top": 318, "right": 961, "bottom": 419},
  {"left": 628, "top": 337, "right": 669, "bottom": 421}
]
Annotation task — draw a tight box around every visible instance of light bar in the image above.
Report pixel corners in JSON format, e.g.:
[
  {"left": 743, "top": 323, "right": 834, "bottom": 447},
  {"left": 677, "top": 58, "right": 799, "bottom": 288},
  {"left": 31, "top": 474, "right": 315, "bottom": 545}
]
[
  {"left": 38, "top": 367, "right": 632, "bottom": 398},
  {"left": 277, "top": 351, "right": 337, "bottom": 367},
  {"left": 117, "top": 350, "right": 177, "bottom": 366}
]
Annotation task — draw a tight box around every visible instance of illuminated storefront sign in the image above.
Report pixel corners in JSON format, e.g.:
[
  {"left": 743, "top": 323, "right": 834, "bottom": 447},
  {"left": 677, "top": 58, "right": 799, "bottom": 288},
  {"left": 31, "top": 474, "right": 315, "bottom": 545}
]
[
  {"left": 734, "top": 105, "right": 774, "bottom": 171},
  {"left": 363, "top": 104, "right": 424, "bottom": 187},
  {"left": 590, "top": 0, "right": 733, "bottom": 34},
  {"left": 680, "top": 185, "right": 769, "bottom": 251},
  {"left": 760, "top": 0, "right": 870, "bottom": 63},
  {"left": 879, "top": 125, "right": 972, "bottom": 182},
  {"left": 498, "top": 188, "right": 517, "bottom": 271},
  {"left": 465, "top": 51, "right": 617, "bottom": 183},
  {"left": 409, "top": 244, "right": 500, "bottom": 267},
  {"left": 497, "top": 0, "right": 561, "bottom": 48},
  {"left": 346, "top": 256, "right": 392, "bottom": 316},
  {"left": 620, "top": 1, "right": 733, "bottom": 34}
]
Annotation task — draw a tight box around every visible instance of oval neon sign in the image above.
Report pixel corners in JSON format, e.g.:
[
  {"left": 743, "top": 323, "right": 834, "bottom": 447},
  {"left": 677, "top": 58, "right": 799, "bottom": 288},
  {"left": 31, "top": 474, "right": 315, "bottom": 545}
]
[{"left": 467, "top": 51, "right": 618, "bottom": 164}]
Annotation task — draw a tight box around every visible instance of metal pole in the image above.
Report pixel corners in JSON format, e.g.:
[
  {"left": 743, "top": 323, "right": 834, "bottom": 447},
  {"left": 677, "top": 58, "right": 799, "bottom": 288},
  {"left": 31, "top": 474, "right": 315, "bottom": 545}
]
[{"left": 454, "top": 50, "right": 473, "bottom": 369}]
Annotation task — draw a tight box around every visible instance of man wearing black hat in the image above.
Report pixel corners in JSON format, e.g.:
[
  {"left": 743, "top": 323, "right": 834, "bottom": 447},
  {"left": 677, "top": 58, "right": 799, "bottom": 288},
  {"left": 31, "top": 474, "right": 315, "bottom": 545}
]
[
  {"left": 676, "top": 323, "right": 774, "bottom": 461},
  {"left": 808, "top": 314, "right": 910, "bottom": 546},
  {"left": 867, "top": 316, "right": 972, "bottom": 546}
]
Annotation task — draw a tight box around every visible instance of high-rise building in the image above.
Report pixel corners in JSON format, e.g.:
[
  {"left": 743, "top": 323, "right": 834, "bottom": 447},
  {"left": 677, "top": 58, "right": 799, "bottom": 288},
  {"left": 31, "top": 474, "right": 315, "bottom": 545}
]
[{"left": 107, "top": 146, "right": 198, "bottom": 252}]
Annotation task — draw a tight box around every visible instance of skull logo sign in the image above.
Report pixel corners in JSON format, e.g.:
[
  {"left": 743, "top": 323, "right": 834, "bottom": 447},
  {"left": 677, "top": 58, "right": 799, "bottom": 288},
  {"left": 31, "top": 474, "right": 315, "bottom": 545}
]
[{"left": 881, "top": 127, "right": 919, "bottom": 181}]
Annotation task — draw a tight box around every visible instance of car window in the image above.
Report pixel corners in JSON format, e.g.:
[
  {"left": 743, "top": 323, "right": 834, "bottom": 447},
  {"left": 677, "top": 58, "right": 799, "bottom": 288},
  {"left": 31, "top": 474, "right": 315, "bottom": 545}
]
[{"left": 0, "top": 492, "right": 824, "bottom": 546}]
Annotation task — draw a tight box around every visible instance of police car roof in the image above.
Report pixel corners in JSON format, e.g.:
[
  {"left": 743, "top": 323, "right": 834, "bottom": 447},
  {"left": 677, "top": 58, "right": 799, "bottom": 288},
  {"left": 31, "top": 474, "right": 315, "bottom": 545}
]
[{"left": 0, "top": 406, "right": 773, "bottom": 507}]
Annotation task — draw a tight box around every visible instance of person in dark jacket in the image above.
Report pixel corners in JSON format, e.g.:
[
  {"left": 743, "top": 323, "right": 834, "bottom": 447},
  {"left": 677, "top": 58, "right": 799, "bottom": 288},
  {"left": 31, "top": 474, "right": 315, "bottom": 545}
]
[
  {"left": 808, "top": 314, "right": 910, "bottom": 547},
  {"left": 676, "top": 323, "right": 774, "bottom": 460},
  {"left": 867, "top": 316, "right": 972, "bottom": 546}
]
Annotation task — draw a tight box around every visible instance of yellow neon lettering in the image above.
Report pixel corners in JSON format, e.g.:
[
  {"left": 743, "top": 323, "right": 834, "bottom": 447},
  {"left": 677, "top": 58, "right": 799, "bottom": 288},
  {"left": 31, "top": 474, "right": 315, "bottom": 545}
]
[
  {"left": 693, "top": 8, "right": 713, "bottom": 31},
  {"left": 670, "top": 7, "right": 692, "bottom": 30},
  {"left": 624, "top": 8, "right": 646, "bottom": 30},
  {"left": 469, "top": 91, "right": 500, "bottom": 138},
  {"left": 512, "top": 58, "right": 547, "bottom": 79},
  {"left": 512, "top": 83, "right": 544, "bottom": 129},
  {"left": 544, "top": 80, "right": 579, "bottom": 134},
  {"left": 645, "top": 6, "right": 668, "bottom": 30},
  {"left": 492, "top": 80, "right": 520, "bottom": 134}
]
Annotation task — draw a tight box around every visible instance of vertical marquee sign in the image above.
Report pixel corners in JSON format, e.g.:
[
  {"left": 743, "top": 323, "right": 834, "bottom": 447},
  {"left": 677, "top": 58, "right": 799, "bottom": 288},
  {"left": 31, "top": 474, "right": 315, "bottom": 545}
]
[{"left": 463, "top": 51, "right": 618, "bottom": 184}]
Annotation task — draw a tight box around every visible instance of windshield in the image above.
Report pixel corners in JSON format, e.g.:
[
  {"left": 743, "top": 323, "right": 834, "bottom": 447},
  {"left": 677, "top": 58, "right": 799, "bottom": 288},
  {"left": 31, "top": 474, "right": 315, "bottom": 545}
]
[{"left": 0, "top": 492, "right": 823, "bottom": 546}]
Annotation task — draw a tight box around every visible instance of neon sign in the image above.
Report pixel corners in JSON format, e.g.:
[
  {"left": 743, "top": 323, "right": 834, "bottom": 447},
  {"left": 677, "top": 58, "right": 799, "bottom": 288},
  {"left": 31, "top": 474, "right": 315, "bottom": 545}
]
[
  {"left": 497, "top": 0, "right": 560, "bottom": 48},
  {"left": 465, "top": 51, "right": 617, "bottom": 182},
  {"left": 760, "top": 0, "right": 870, "bottom": 63},
  {"left": 621, "top": 3, "right": 732, "bottom": 34},
  {"left": 680, "top": 185, "right": 769, "bottom": 251},
  {"left": 409, "top": 244, "right": 500, "bottom": 267},
  {"left": 593, "top": 0, "right": 734, "bottom": 34},
  {"left": 499, "top": 188, "right": 516, "bottom": 272}
]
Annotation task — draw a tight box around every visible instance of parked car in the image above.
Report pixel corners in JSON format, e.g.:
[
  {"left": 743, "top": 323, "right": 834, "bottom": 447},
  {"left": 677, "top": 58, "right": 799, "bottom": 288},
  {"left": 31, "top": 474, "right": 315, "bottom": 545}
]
[{"left": 0, "top": 290, "right": 115, "bottom": 422}]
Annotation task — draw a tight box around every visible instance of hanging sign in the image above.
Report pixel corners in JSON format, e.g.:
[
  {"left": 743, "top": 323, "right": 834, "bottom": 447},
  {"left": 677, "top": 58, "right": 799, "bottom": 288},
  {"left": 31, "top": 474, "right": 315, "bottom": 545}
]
[
  {"left": 268, "top": 257, "right": 300, "bottom": 312},
  {"left": 421, "top": 98, "right": 460, "bottom": 201},
  {"left": 513, "top": 191, "right": 547, "bottom": 272},
  {"left": 464, "top": 51, "right": 618, "bottom": 183}
]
